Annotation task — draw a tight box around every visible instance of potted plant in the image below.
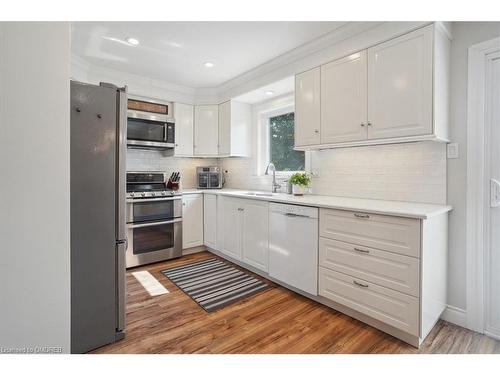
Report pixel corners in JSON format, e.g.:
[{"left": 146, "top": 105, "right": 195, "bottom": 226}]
[{"left": 288, "top": 172, "right": 311, "bottom": 196}]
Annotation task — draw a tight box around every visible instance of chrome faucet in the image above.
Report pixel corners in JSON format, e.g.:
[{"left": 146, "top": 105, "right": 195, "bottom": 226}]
[{"left": 265, "top": 162, "right": 281, "bottom": 193}]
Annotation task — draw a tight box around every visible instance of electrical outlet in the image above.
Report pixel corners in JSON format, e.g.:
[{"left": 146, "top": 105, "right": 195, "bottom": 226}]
[{"left": 447, "top": 143, "right": 459, "bottom": 159}]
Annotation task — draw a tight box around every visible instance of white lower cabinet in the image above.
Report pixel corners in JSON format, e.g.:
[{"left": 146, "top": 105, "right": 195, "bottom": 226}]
[
  {"left": 203, "top": 193, "right": 217, "bottom": 249},
  {"left": 220, "top": 197, "right": 243, "bottom": 259},
  {"left": 182, "top": 194, "right": 204, "bottom": 249},
  {"left": 319, "top": 267, "right": 420, "bottom": 336},
  {"left": 241, "top": 200, "right": 269, "bottom": 272},
  {"left": 217, "top": 196, "right": 269, "bottom": 271}
]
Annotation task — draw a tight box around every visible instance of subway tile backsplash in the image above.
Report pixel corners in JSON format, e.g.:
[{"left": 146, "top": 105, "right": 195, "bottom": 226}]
[
  {"left": 126, "top": 148, "right": 218, "bottom": 189},
  {"left": 221, "top": 142, "right": 447, "bottom": 205}
]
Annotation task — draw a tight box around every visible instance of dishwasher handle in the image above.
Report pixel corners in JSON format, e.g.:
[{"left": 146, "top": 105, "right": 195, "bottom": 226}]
[{"left": 284, "top": 212, "right": 314, "bottom": 219}]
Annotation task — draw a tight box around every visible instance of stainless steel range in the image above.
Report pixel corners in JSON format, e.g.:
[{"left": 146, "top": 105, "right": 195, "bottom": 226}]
[{"left": 126, "top": 171, "right": 182, "bottom": 268}]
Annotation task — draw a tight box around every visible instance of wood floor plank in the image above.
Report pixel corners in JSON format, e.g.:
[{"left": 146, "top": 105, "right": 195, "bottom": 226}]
[{"left": 91, "top": 251, "right": 500, "bottom": 354}]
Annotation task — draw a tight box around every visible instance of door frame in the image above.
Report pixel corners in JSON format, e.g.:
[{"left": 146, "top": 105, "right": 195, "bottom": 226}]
[{"left": 466, "top": 36, "right": 500, "bottom": 334}]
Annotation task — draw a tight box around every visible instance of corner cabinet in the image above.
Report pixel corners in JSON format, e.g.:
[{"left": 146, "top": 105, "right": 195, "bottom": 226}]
[
  {"left": 295, "top": 67, "right": 321, "bottom": 147},
  {"left": 182, "top": 194, "right": 204, "bottom": 249},
  {"left": 295, "top": 23, "right": 451, "bottom": 150},
  {"left": 218, "top": 100, "right": 251, "bottom": 157},
  {"left": 194, "top": 105, "right": 219, "bottom": 156},
  {"left": 174, "top": 103, "right": 194, "bottom": 156}
]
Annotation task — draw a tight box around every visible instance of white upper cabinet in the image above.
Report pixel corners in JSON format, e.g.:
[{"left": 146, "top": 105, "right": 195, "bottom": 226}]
[
  {"left": 194, "top": 105, "right": 219, "bottom": 156},
  {"left": 294, "top": 23, "right": 450, "bottom": 150},
  {"left": 321, "top": 51, "right": 368, "bottom": 143},
  {"left": 218, "top": 100, "right": 251, "bottom": 157},
  {"left": 174, "top": 103, "right": 194, "bottom": 156},
  {"left": 295, "top": 67, "right": 321, "bottom": 147},
  {"left": 367, "top": 26, "right": 433, "bottom": 140}
]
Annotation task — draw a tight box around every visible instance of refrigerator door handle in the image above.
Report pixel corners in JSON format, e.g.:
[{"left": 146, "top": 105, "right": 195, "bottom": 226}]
[
  {"left": 116, "top": 240, "right": 127, "bottom": 333},
  {"left": 116, "top": 87, "right": 128, "bottom": 242}
]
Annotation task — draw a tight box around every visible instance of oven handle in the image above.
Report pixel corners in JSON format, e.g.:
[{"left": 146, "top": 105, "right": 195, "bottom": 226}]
[
  {"left": 129, "top": 218, "right": 182, "bottom": 229},
  {"left": 127, "top": 196, "right": 182, "bottom": 203}
]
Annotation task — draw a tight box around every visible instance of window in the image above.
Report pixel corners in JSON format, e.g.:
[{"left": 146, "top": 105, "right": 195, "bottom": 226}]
[{"left": 269, "top": 112, "right": 305, "bottom": 172}]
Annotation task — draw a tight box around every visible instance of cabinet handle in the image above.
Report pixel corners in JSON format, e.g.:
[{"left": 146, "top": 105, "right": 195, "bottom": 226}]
[
  {"left": 353, "top": 213, "right": 370, "bottom": 219},
  {"left": 360, "top": 122, "right": 365, "bottom": 127},
  {"left": 314, "top": 129, "right": 319, "bottom": 134},
  {"left": 238, "top": 208, "right": 244, "bottom": 211},
  {"left": 353, "top": 280, "right": 369, "bottom": 288},
  {"left": 367, "top": 121, "right": 373, "bottom": 127},
  {"left": 354, "top": 247, "right": 370, "bottom": 254}
]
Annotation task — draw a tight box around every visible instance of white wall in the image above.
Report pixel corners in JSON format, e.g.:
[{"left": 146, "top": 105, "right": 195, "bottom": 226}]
[
  {"left": 446, "top": 22, "right": 500, "bottom": 311},
  {"left": 0, "top": 23, "right": 71, "bottom": 353}
]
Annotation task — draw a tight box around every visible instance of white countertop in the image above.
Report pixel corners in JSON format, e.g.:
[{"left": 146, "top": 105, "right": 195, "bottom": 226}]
[{"left": 182, "top": 189, "right": 452, "bottom": 220}]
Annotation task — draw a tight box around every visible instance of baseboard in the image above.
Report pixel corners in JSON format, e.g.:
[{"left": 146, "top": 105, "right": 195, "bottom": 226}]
[
  {"left": 182, "top": 245, "right": 207, "bottom": 256},
  {"left": 441, "top": 305, "right": 467, "bottom": 328}
]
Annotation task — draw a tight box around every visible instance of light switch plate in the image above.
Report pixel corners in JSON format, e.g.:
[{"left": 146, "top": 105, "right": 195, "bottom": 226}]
[{"left": 447, "top": 143, "right": 459, "bottom": 159}]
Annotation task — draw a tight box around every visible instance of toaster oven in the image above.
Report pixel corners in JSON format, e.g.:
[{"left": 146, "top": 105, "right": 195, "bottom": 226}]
[{"left": 197, "top": 166, "right": 223, "bottom": 189}]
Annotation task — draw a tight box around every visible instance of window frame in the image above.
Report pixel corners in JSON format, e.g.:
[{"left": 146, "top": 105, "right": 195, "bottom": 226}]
[{"left": 255, "top": 99, "right": 310, "bottom": 178}]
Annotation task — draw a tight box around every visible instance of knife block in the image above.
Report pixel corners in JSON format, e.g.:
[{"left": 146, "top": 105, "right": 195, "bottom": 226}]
[{"left": 167, "top": 180, "right": 180, "bottom": 191}]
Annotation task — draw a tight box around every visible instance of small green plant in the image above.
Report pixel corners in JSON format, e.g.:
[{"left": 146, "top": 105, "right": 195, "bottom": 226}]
[{"left": 288, "top": 172, "right": 311, "bottom": 187}]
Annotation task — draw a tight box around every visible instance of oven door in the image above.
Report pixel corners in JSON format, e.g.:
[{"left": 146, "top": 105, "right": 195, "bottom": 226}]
[
  {"left": 126, "top": 219, "right": 182, "bottom": 268},
  {"left": 128, "top": 197, "right": 182, "bottom": 224}
]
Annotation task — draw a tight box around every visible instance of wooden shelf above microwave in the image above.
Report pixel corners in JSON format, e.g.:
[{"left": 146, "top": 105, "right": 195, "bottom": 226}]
[{"left": 127, "top": 99, "right": 168, "bottom": 115}]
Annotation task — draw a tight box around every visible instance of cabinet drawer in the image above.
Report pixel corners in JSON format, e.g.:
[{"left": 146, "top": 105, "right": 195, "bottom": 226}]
[
  {"left": 319, "top": 238, "right": 419, "bottom": 297},
  {"left": 319, "top": 209, "right": 421, "bottom": 258},
  {"left": 319, "top": 267, "right": 419, "bottom": 336}
]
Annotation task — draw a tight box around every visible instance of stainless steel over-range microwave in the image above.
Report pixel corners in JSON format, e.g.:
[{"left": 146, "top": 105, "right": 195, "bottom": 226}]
[{"left": 127, "top": 97, "right": 175, "bottom": 150}]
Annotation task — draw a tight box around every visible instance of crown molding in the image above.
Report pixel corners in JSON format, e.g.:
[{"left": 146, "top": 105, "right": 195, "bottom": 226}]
[{"left": 71, "top": 21, "right": 432, "bottom": 105}]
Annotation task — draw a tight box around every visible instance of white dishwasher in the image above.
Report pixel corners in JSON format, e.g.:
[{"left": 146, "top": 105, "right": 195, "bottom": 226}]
[{"left": 269, "top": 203, "right": 319, "bottom": 295}]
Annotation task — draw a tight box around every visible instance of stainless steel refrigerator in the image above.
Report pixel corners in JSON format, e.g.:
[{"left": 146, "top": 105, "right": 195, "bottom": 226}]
[{"left": 70, "top": 81, "right": 127, "bottom": 353}]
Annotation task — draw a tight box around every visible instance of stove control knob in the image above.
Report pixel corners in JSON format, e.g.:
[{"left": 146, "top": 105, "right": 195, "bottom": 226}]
[
  {"left": 141, "top": 192, "right": 146, "bottom": 197},
  {"left": 162, "top": 191, "right": 167, "bottom": 196}
]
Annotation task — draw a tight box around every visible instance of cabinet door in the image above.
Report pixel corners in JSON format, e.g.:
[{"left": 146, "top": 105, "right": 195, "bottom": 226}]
[
  {"left": 194, "top": 105, "right": 219, "bottom": 156},
  {"left": 321, "top": 51, "right": 368, "bottom": 143},
  {"left": 174, "top": 103, "right": 194, "bottom": 156},
  {"left": 220, "top": 197, "right": 242, "bottom": 260},
  {"left": 241, "top": 200, "right": 269, "bottom": 271},
  {"left": 295, "top": 67, "right": 321, "bottom": 146},
  {"left": 182, "top": 194, "right": 204, "bottom": 249},
  {"left": 367, "top": 25, "right": 433, "bottom": 139},
  {"left": 203, "top": 193, "right": 217, "bottom": 249},
  {"left": 218, "top": 101, "right": 231, "bottom": 156}
]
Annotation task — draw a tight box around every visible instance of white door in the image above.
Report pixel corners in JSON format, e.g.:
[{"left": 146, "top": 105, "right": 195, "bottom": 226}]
[
  {"left": 220, "top": 197, "right": 242, "bottom": 260},
  {"left": 486, "top": 51, "right": 500, "bottom": 339},
  {"left": 182, "top": 194, "right": 204, "bottom": 249},
  {"left": 321, "top": 51, "right": 368, "bottom": 143},
  {"left": 203, "top": 193, "right": 217, "bottom": 249},
  {"left": 295, "top": 67, "right": 321, "bottom": 146},
  {"left": 218, "top": 101, "right": 231, "bottom": 156},
  {"left": 194, "top": 105, "right": 219, "bottom": 156},
  {"left": 367, "top": 25, "right": 433, "bottom": 140},
  {"left": 174, "top": 103, "right": 194, "bottom": 156},
  {"left": 241, "top": 200, "right": 269, "bottom": 272}
]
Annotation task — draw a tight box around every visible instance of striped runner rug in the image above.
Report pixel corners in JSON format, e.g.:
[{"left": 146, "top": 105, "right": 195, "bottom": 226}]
[{"left": 161, "top": 258, "right": 271, "bottom": 313}]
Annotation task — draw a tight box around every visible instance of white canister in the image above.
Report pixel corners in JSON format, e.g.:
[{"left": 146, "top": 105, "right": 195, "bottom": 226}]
[{"left": 292, "top": 185, "right": 305, "bottom": 196}]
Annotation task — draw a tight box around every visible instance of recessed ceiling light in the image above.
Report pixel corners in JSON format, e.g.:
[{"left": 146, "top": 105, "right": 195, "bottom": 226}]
[
  {"left": 265, "top": 90, "right": 275, "bottom": 96},
  {"left": 125, "top": 37, "right": 140, "bottom": 46},
  {"left": 204, "top": 62, "right": 214, "bottom": 68}
]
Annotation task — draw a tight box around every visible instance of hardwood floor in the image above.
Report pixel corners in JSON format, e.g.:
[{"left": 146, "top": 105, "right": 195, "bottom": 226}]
[{"left": 92, "top": 251, "right": 500, "bottom": 354}]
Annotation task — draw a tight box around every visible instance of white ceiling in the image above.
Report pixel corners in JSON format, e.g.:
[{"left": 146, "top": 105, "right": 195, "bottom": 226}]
[
  {"left": 234, "top": 76, "right": 295, "bottom": 104},
  {"left": 71, "top": 22, "right": 346, "bottom": 89}
]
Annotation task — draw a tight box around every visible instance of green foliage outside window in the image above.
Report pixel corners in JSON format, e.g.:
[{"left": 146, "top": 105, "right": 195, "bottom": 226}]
[{"left": 269, "top": 112, "right": 305, "bottom": 171}]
